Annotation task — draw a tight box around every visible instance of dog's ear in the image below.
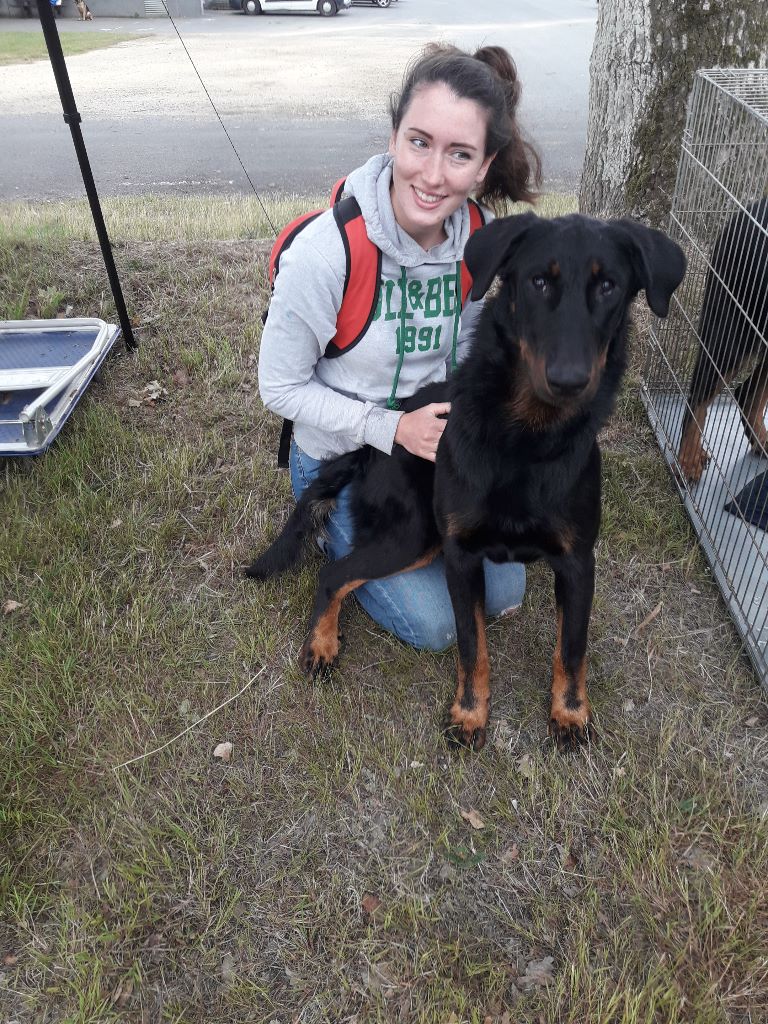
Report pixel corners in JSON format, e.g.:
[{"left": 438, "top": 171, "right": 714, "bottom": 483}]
[
  {"left": 464, "top": 212, "right": 540, "bottom": 300},
  {"left": 610, "top": 219, "right": 687, "bottom": 317}
]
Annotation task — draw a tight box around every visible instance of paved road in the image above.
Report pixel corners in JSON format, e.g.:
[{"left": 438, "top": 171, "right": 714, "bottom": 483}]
[{"left": 2, "top": 0, "right": 596, "bottom": 199}]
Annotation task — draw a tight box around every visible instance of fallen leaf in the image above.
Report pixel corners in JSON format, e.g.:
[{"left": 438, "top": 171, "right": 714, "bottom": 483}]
[
  {"left": 2, "top": 600, "right": 23, "bottom": 615},
  {"left": 213, "top": 741, "right": 233, "bottom": 762},
  {"left": 518, "top": 956, "right": 556, "bottom": 990},
  {"left": 361, "top": 961, "right": 398, "bottom": 998},
  {"left": 361, "top": 892, "right": 382, "bottom": 916},
  {"left": 681, "top": 844, "right": 717, "bottom": 871},
  {"left": 220, "top": 952, "right": 237, "bottom": 982},
  {"left": 173, "top": 368, "right": 190, "bottom": 387},
  {"left": 562, "top": 849, "right": 578, "bottom": 871},
  {"left": 516, "top": 754, "right": 535, "bottom": 780},
  {"left": 110, "top": 977, "right": 134, "bottom": 1007},
  {"left": 622, "top": 698, "right": 636, "bottom": 713},
  {"left": 127, "top": 398, "right": 142, "bottom": 409},
  {"left": 500, "top": 843, "right": 519, "bottom": 864},
  {"left": 635, "top": 601, "right": 663, "bottom": 635},
  {"left": 460, "top": 807, "right": 485, "bottom": 830},
  {"left": 745, "top": 716, "right": 759, "bottom": 727},
  {"left": 142, "top": 380, "right": 168, "bottom": 401},
  {"left": 2, "top": 953, "right": 18, "bottom": 966},
  {"left": 109, "top": 519, "right": 122, "bottom": 529}
]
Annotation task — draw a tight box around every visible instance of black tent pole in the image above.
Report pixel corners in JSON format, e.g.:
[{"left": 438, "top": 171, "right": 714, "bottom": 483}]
[{"left": 36, "top": 0, "right": 136, "bottom": 349}]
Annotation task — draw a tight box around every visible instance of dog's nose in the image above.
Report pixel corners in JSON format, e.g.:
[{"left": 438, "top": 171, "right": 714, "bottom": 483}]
[{"left": 545, "top": 364, "right": 591, "bottom": 397}]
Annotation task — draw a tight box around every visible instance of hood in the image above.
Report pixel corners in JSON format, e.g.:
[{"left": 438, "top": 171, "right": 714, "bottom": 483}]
[{"left": 343, "top": 153, "right": 472, "bottom": 268}]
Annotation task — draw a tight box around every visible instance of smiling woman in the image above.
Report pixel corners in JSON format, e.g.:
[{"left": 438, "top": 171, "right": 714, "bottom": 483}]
[{"left": 254, "top": 42, "right": 541, "bottom": 653}]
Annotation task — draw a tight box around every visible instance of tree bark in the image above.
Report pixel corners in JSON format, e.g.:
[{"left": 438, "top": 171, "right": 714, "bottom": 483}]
[{"left": 579, "top": 0, "right": 768, "bottom": 226}]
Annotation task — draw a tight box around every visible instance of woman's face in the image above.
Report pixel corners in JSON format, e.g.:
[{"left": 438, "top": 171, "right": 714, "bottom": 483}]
[{"left": 388, "top": 81, "right": 494, "bottom": 250}]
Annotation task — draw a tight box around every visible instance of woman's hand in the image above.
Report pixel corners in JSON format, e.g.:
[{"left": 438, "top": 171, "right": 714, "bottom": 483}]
[{"left": 394, "top": 403, "right": 451, "bottom": 461}]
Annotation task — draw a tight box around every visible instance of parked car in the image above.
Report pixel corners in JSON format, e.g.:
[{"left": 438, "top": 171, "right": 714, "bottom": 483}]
[
  {"left": 241, "top": 0, "right": 351, "bottom": 13},
  {"left": 352, "top": 0, "right": 394, "bottom": 6}
]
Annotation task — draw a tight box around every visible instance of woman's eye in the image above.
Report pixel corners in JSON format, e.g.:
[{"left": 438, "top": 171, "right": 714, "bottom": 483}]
[
  {"left": 532, "top": 275, "right": 547, "bottom": 291},
  {"left": 410, "top": 137, "right": 427, "bottom": 149},
  {"left": 452, "top": 150, "right": 471, "bottom": 161},
  {"left": 600, "top": 279, "right": 615, "bottom": 295}
]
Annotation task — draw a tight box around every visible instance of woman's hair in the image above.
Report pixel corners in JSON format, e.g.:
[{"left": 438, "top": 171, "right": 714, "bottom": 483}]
[{"left": 389, "top": 43, "right": 541, "bottom": 209}]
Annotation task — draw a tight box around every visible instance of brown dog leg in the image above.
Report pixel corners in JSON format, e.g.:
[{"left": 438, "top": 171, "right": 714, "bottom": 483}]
[
  {"left": 735, "top": 360, "right": 768, "bottom": 457},
  {"left": 300, "top": 544, "right": 439, "bottom": 677},
  {"left": 446, "top": 606, "right": 490, "bottom": 750},
  {"left": 677, "top": 401, "right": 712, "bottom": 483},
  {"left": 548, "top": 556, "right": 595, "bottom": 752}
]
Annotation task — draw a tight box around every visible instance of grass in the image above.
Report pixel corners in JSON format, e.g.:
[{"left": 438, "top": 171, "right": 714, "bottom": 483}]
[
  {"left": 0, "top": 193, "right": 767, "bottom": 1023},
  {"left": 0, "top": 31, "right": 145, "bottom": 66}
]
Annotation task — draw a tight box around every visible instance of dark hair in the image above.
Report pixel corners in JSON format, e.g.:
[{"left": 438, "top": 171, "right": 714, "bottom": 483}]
[{"left": 389, "top": 43, "right": 541, "bottom": 209}]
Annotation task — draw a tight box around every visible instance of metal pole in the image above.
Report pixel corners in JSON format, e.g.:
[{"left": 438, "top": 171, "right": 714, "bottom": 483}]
[{"left": 36, "top": 0, "right": 136, "bottom": 349}]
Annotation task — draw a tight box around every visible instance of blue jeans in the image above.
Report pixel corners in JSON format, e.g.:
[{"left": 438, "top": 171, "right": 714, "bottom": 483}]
[{"left": 290, "top": 441, "right": 526, "bottom": 652}]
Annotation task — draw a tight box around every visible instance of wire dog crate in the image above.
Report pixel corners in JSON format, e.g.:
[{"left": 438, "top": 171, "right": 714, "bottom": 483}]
[{"left": 641, "top": 68, "right": 768, "bottom": 686}]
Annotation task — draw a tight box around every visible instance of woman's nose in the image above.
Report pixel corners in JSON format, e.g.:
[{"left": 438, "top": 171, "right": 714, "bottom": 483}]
[{"left": 422, "top": 152, "right": 444, "bottom": 186}]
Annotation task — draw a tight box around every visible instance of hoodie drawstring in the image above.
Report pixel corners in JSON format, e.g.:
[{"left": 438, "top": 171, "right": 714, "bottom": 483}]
[
  {"left": 387, "top": 259, "right": 463, "bottom": 408},
  {"left": 386, "top": 265, "right": 409, "bottom": 410},
  {"left": 450, "top": 259, "right": 462, "bottom": 374}
]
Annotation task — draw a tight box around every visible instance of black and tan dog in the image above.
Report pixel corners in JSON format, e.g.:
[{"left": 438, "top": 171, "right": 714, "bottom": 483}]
[
  {"left": 678, "top": 198, "right": 768, "bottom": 483},
  {"left": 247, "top": 213, "right": 686, "bottom": 752},
  {"left": 75, "top": 0, "right": 93, "bottom": 19}
]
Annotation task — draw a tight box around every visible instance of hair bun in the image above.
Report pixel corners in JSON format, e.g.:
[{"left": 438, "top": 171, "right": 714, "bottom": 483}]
[{"left": 473, "top": 46, "right": 521, "bottom": 106}]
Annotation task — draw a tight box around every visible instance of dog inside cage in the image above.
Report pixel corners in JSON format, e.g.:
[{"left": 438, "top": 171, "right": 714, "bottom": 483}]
[
  {"left": 678, "top": 197, "right": 768, "bottom": 484},
  {"left": 641, "top": 68, "right": 768, "bottom": 686}
]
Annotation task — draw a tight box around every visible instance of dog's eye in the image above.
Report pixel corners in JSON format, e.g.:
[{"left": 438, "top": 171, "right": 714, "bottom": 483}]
[
  {"left": 531, "top": 275, "right": 548, "bottom": 291},
  {"left": 600, "top": 279, "right": 615, "bottom": 295}
]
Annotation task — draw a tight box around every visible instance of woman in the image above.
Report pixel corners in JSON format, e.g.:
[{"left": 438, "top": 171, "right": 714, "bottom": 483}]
[{"left": 258, "top": 43, "right": 540, "bottom": 651}]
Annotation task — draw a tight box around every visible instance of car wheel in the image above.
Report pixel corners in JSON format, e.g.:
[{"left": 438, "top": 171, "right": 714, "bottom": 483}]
[
  {"left": 318, "top": 0, "right": 336, "bottom": 13},
  {"left": 374, "top": 0, "right": 391, "bottom": 6},
  {"left": 242, "top": 0, "right": 261, "bottom": 12}
]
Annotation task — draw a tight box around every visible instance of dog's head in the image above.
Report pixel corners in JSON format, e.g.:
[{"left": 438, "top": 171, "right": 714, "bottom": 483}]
[{"left": 464, "top": 212, "right": 686, "bottom": 411}]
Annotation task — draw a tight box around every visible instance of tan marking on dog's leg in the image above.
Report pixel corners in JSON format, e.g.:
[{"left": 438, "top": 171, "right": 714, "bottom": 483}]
[
  {"left": 741, "top": 379, "right": 768, "bottom": 456},
  {"left": 677, "top": 402, "right": 710, "bottom": 482},
  {"left": 302, "top": 579, "right": 364, "bottom": 672},
  {"left": 449, "top": 606, "right": 491, "bottom": 749},
  {"left": 548, "top": 610, "right": 592, "bottom": 750}
]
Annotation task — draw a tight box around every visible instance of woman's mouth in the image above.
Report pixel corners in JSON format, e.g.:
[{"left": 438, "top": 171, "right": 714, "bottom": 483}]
[{"left": 412, "top": 186, "right": 446, "bottom": 209}]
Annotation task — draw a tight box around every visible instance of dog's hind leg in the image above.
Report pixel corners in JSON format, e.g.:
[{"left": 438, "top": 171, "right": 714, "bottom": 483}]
[
  {"left": 442, "top": 545, "right": 490, "bottom": 752},
  {"left": 734, "top": 356, "right": 768, "bottom": 457},
  {"left": 300, "top": 541, "right": 439, "bottom": 677},
  {"left": 548, "top": 553, "right": 595, "bottom": 752},
  {"left": 678, "top": 347, "right": 723, "bottom": 483}
]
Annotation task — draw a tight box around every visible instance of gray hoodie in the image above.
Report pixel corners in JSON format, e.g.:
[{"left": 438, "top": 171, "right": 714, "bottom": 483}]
[{"left": 258, "top": 153, "right": 489, "bottom": 460}]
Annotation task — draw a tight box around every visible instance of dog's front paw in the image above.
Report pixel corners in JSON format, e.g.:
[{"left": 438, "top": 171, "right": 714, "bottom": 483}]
[
  {"left": 677, "top": 440, "right": 709, "bottom": 484},
  {"left": 548, "top": 710, "right": 595, "bottom": 753},
  {"left": 299, "top": 632, "right": 340, "bottom": 679},
  {"left": 444, "top": 702, "right": 489, "bottom": 752}
]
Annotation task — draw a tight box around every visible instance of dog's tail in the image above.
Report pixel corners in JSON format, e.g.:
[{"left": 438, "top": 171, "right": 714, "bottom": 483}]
[{"left": 244, "top": 449, "right": 366, "bottom": 580}]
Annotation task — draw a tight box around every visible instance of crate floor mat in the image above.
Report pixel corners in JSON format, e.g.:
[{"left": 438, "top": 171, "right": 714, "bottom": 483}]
[
  {"left": 725, "top": 469, "right": 768, "bottom": 532},
  {"left": 0, "top": 319, "right": 120, "bottom": 456}
]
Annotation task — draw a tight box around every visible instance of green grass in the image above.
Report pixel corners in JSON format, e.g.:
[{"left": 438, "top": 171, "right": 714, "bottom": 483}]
[
  {"left": 0, "top": 195, "right": 766, "bottom": 1023},
  {"left": 0, "top": 191, "right": 577, "bottom": 245},
  {"left": 0, "top": 30, "right": 145, "bottom": 66}
]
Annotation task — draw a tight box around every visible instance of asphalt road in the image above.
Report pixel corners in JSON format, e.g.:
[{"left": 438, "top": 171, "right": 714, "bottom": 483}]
[{"left": 2, "top": 0, "right": 597, "bottom": 199}]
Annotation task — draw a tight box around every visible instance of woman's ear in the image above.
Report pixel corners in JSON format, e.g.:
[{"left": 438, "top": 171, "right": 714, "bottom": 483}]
[
  {"left": 388, "top": 130, "right": 397, "bottom": 158},
  {"left": 476, "top": 151, "right": 497, "bottom": 186}
]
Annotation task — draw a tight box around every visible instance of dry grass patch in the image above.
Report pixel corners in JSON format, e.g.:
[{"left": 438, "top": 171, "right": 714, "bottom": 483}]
[{"left": 0, "top": 202, "right": 766, "bottom": 1023}]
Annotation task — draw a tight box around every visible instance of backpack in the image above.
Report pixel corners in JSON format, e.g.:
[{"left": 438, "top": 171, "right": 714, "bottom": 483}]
[{"left": 265, "top": 177, "right": 486, "bottom": 467}]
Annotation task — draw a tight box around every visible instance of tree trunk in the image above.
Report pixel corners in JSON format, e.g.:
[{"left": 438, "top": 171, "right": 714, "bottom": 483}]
[{"left": 579, "top": 0, "right": 768, "bottom": 226}]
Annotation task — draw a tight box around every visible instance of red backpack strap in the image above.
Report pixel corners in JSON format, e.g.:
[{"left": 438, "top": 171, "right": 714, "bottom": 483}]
[
  {"left": 460, "top": 198, "right": 487, "bottom": 306},
  {"left": 325, "top": 196, "right": 381, "bottom": 358},
  {"left": 330, "top": 177, "right": 347, "bottom": 204},
  {"left": 269, "top": 209, "right": 323, "bottom": 287}
]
